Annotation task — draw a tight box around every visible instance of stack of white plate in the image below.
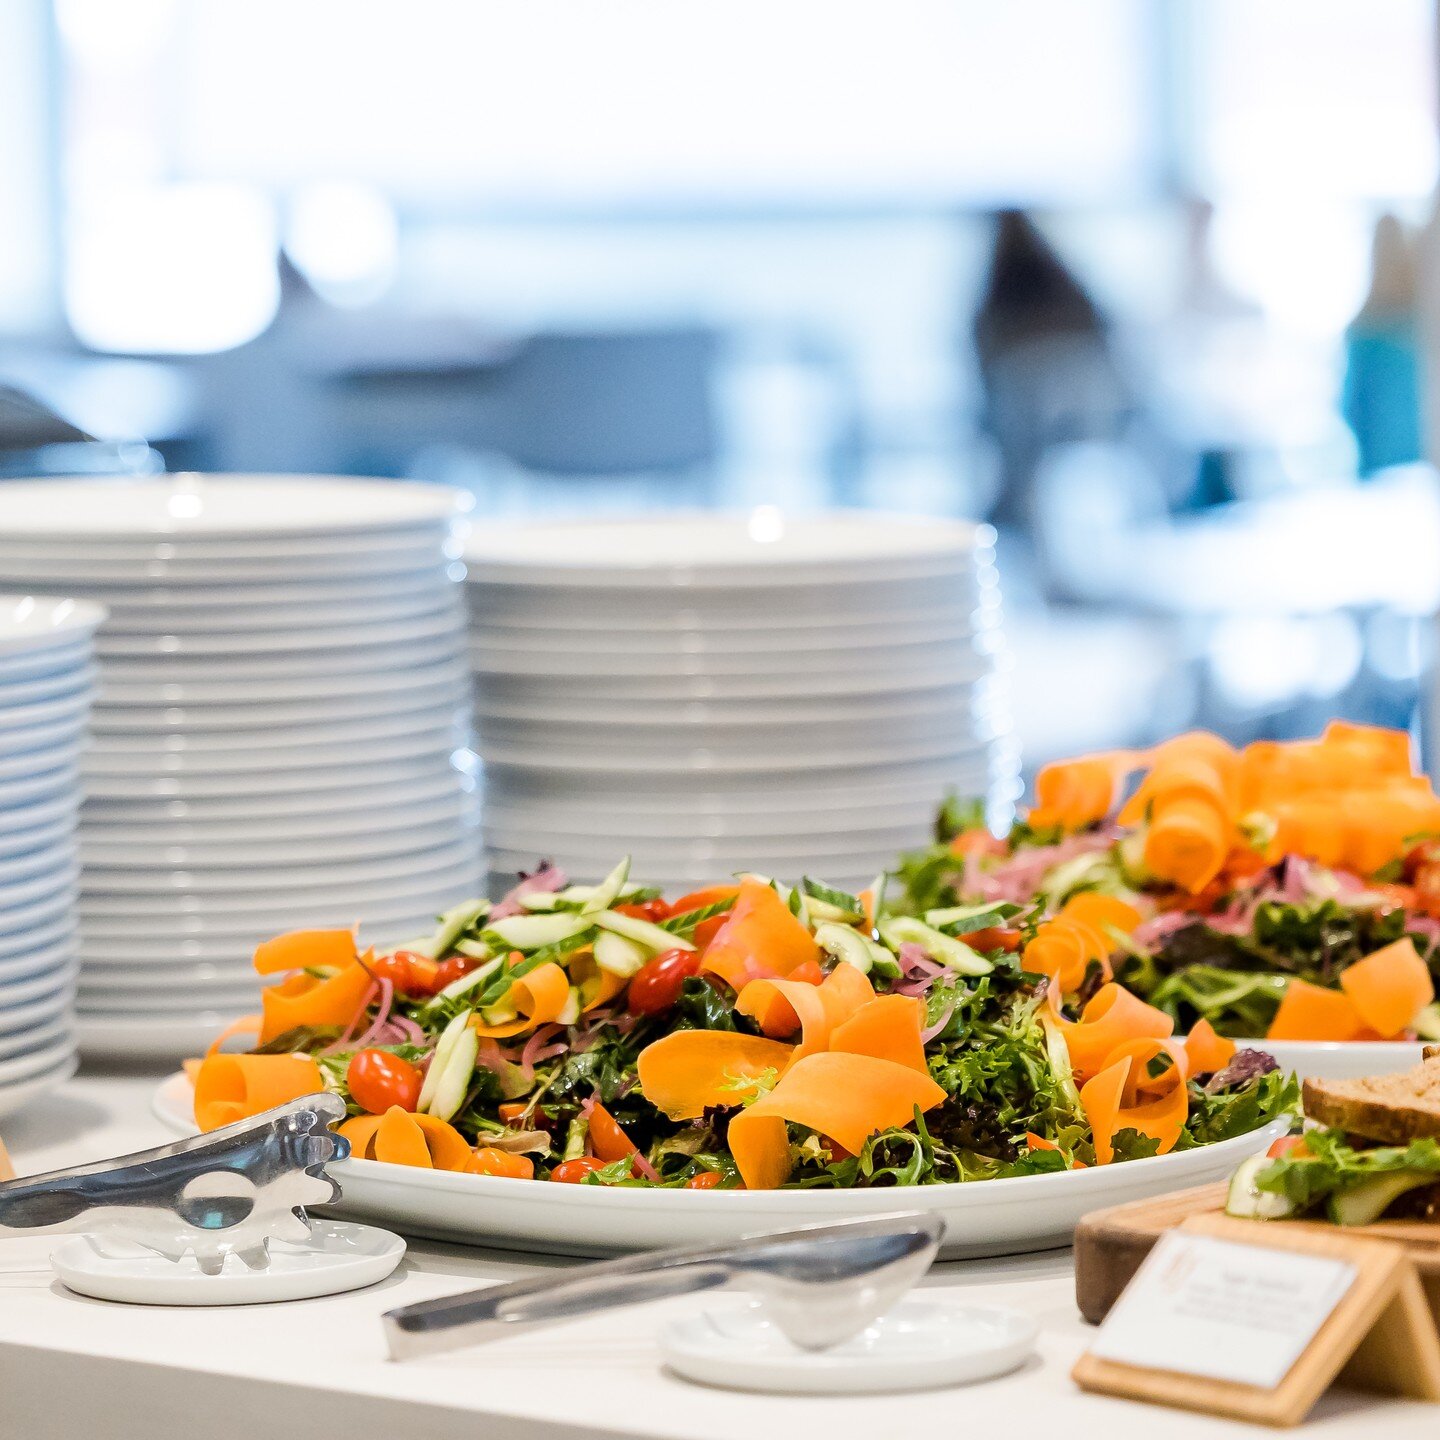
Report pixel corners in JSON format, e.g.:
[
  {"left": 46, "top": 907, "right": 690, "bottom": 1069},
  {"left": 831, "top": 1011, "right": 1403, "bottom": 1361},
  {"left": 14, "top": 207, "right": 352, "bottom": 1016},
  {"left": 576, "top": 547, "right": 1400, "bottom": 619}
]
[
  {"left": 0, "top": 596, "right": 102, "bottom": 1115},
  {"left": 465, "top": 512, "right": 1017, "bottom": 892},
  {"left": 0, "top": 475, "right": 482, "bottom": 1060}
]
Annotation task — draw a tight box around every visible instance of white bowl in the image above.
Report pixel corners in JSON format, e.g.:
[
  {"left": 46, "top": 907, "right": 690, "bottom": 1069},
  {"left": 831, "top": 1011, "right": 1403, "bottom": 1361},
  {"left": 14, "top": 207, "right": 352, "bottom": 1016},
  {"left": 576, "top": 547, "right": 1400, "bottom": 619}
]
[
  {"left": 1236, "top": 1036, "right": 1429, "bottom": 1081},
  {"left": 0, "top": 474, "right": 467, "bottom": 540}
]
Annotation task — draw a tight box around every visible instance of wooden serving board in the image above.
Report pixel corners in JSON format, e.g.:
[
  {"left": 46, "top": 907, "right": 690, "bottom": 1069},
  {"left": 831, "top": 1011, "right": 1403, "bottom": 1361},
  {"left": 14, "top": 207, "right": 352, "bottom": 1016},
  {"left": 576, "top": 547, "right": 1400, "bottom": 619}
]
[{"left": 1075, "top": 1182, "right": 1440, "bottom": 1325}]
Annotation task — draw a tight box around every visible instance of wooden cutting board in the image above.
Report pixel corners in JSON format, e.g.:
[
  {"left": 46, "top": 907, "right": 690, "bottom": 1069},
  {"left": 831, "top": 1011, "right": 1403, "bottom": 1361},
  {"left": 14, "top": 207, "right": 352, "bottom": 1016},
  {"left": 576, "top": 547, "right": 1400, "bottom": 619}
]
[{"left": 1075, "top": 1182, "right": 1440, "bottom": 1325}]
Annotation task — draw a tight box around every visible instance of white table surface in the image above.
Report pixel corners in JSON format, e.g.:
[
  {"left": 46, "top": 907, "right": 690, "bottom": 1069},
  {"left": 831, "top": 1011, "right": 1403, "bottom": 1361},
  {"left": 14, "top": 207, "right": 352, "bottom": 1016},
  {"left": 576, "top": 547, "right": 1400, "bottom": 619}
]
[{"left": 0, "top": 1069, "right": 1434, "bottom": 1440}]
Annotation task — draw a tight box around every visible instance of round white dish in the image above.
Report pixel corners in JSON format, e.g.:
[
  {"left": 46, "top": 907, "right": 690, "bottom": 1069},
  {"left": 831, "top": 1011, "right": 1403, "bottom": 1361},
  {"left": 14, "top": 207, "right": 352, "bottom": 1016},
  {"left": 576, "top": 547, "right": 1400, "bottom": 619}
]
[
  {"left": 660, "top": 1297, "right": 1038, "bottom": 1395},
  {"left": 80, "top": 1015, "right": 245, "bottom": 1059},
  {"left": 0, "top": 764, "right": 83, "bottom": 808},
  {"left": 0, "top": 596, "right": 107, "bottom": 657},
  {"left": 0, "top": 639, "right": 92, "bottom": 681},
  {"left": 0, "top": 690, "right": 93, "bottom": 734},
  {"left": 98, "top": 591, "right": 455, "bottom": 636},
  {"left": 0, "top": 545, "right": 457, "bottom": 585},
  {"left": 0, "top": 839, "right": 82, "bottom": 887},
  {"left": 93, "top": 633, "right": 465, "bottom": 684},
  {"left": 1235, "top": 1036, "right": 1429, "bottom": 1081},
  {"left": 50, "top": 1220, "right": 406, "bottom": 1306},
  {"left": 0, "top": 664, "right": 98, "bottom": 707},
  {"left": 465, "top": 512, "right": 990, "bottom": 589},
  {"left": 84, "top": 752, "right": 472, "bottom": 800},
  {"left": 0, "top": 1036, "right": 76, "bottom": 1087},
  {"left": 0, "top": 816, "right": 76, "bottom": 862},
  {"left": 154, "top": 1073, "right": 1284, "bottom": 1260},
  {"left": 85, "top": 567, "right": 462, "bottom": 611},
  {"left": 0, "top": 1012, "right": 68, "bottom": 1059},
  {"left": 0, "top": 1049, "right": 78, "bottom": 1120},
  {"left": 0, "top": 866, "right": 82, "bottom": 917},
  {"left": 96, "top": 657, "right": 470, "bottom": 708},
  {"left": 0, "top": 916, "right": 77, "bottom": 968},
  {"left": 0, "top": 474, "right": 466, "bottom": 539},
  {"left": 0, "top": 958, "right": 79, "bottom": 1006}
]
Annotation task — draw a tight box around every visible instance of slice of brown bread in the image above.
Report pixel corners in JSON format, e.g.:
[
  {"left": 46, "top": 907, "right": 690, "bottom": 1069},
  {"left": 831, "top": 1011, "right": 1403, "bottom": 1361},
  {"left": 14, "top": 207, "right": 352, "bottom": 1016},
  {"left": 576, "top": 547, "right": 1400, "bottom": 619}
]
[{"left": 1303, "top": 1054, "right": 1440, "bottom": 1145}]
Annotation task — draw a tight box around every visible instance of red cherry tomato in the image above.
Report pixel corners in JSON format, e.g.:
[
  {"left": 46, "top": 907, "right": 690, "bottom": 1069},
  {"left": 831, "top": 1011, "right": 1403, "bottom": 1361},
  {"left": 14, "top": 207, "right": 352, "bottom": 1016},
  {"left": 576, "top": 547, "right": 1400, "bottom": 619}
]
[
  {"left": 365, "top": 950, "right": 441, "bottom": 997},
  {"left": 469, "top": 1148, "right": 535, "bottom": 1179},
  {"left": 1404, "top": 840, "right": 1440, "bottom": 880},
  {"left": 550, "top": 1156, "right": 606, "bottom": 1184},
  {"left": 1266, "top": 1134, "right": 1311, "bottom": 1160},
  {"left": 685, "top": 1170, "right": 723, "bottom": 1189},
  {"left": 429, "top": 955, "right": 481, "bottom": 994},
  {"left": 346, "top": 1048, "right": 423, "bottom": 1113},
  {"left": 587, "top": 1103, "right": 638, "bottom": 1164},
  {"left": 614, "top": 899, "right": 670, "bottom": 922},
  {"left": 1416, "top": 863, "right": 1440, "bottom": 919},
  {"left": 626, "top": 948, "right": 703, "bottom": 1015}
]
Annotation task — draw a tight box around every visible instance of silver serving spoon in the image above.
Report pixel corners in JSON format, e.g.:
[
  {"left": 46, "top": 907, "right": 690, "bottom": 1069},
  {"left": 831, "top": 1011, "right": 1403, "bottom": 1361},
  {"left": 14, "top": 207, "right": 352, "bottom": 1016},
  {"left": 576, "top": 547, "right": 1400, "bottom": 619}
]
[
  {"left": 384, "top": 1211, "right": 944, "bottom": 1359},
  {"left": 0, "top": 1093, "right": 348, "bottom": 1274}
]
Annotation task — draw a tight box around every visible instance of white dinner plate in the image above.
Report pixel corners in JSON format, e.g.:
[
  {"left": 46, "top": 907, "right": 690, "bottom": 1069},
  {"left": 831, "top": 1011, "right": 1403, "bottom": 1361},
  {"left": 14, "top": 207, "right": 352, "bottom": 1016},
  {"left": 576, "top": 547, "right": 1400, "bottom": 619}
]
[
  {"left": 75, "top": 959, "right": 263, "bottom": 989},
  {"left": 465, "top": 512, "right": 991, "bottom": 589},
  {"left": 96, "top": 590, "right": 457, "bottom": 636},
  {"left": 0, "top": 738, "right": 84, "bottom": 782},
  {"left": 153, "top": 1072, "right": 1283, "bottom": 1259},
  {"left": 0, "top": 1036, "right": 76, "bottom": 1087},
  {"left": 0, "top": 689, "right": 93, "bottom": 735},
  {"left": 0, "top": 638, "right": 92, "bottom": 681},
  {"left": 0, "top": 840, "right": 80, "bottom": 888},
  {"left": 83, "top": 838, "right": 479, "bottom": 895},
  {"left": 0, "top": 474, "right": 467, "bottom": 540},
  {"left": 0, "top": 596, "right": 107, "bottom": 658},
  {"left": 0, "top": 545, "right": 457, "bottom": 585},
  {"left": 0, "top": 865, "right": 81, "bottom": 918},
  {"left": 83, "top": 751, "right": 473, "bottom": 800},
  {"left": 0, "top": 1011, "right": 68, "bottom": 1058},
  {"left": 96, "top": 657, "right": 470, "bottom": 709},
  {"left": 0, "top": 815, "right": 75, "bottom": 861},
  {"left": 95, "top": 634, "right": 466, "bottom": 684},
  {"left": 83, "top": 766, "right": 474, "bottom": 824},
  {"left": 79, "top": 1015, "right": 245, "bottom": 1060},
  {"left": 77, "top": 984, "right": 260, "bottom": 1013},
  {"left": 77, "top": 566, "right": 463, "bottom": 611},
  {"left": 0, "top": 957, "right": 79, "bottom": 1006},
  {"left": 84, "top": 721, "right": 468, "bottom": 773},
  {"left": 0, "top": 916, "right": 78, "bottom": 968},
  {"left": 0, "top": 763, "right": 82, "bottom": 808},
  {"left": 0, "top": 664, "right": 98, "bottom": 707}
]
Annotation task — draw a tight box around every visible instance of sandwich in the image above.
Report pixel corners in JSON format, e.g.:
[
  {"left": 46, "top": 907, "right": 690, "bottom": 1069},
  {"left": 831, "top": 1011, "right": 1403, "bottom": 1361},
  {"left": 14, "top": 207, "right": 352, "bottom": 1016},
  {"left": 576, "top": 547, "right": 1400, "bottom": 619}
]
[{"left": 1226, "top": 1047, "right": 1440, "bottom": 1226}]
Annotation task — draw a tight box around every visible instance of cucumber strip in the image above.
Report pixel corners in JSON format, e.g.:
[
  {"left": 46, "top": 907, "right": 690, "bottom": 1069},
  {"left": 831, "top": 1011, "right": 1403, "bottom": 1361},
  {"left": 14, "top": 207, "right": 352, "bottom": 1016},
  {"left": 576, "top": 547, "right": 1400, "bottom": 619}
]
[
  {"left": 581, "top": 856, "right": 632, "bottom": 916},
  {"left": 556, "top": 987, "right": 582, "bottom": 1027},
  {"left": 453, "top": 938, "right": 494, "bottom": 961},
  {"left": 595, "top": 909, "right": 694, "bottom": 953},
  {"left": 431, "top": 955, "right": 504, "bottom": 1005},
  {"left": 418, "top": 1011, "right": 474, "bottom": 1113},
  {"left": 801, "top": 877, "right": 864, "bottom": 922},
  {"left": 594, "top": 929, "right": 650, "bottom": 978},
  {"left": 879, "top": 916, "right": 994, "bottom": 976},
  {"left": 660, "top": 896, "right": 737, "bottom": 936},
  {"left": 865, "top": 937, "right": 902, "bottom": 980},
  {"left": 414, "top": 898, "right": 490, "bottom": 959},
  {"left": 805, "top": 895, "right": 862, "bottom": 925},
  {"left": 814, "top": 922, "right": 874, "bottom": 974},
  {"left": 923, "top": 901, "right": 1018, "bottom": 936},
  {"left": 474, "top": 932, "right": 597, "bottom": 1008},
  {"left": 485, "top": 911, "right": 593, "bottom": 951},
  {"left": 427, "top": 1022, "right": 480, "bottom": 1122},
  {"left": 1225, "top": 1154, "right": 1297, "bottom": 1220}
]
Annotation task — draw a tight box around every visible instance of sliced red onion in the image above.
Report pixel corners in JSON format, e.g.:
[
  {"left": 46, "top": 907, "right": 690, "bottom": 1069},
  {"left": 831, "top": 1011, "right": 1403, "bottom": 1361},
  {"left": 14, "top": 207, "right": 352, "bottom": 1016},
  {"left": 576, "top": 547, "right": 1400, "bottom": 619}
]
[
  {"left": 920, "top": 998, "right": 958, "bottom": 1044},
  {"left": 322, "top": 980, "right": 380, "bottom": 1054},
  {"left": 492, "top": 862, "right": 569, "bottom": 920},
  {"left": 520, "top": 1022, "right": 564, "bottom": 1074}
]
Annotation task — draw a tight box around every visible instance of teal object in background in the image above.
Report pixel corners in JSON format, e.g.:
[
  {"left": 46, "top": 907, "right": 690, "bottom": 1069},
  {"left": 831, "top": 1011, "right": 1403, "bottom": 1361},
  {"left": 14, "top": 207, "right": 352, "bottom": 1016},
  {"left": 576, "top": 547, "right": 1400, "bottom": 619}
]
[{"left": 1342, "top": 319, "right": 1422, "bottom": 478}]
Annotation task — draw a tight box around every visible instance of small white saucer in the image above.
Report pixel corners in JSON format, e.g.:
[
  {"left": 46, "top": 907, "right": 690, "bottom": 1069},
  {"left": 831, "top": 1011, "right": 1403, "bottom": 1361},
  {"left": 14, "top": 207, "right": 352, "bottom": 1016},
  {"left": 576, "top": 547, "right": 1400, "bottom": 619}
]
[
  {"left": 51, "top": 1219, "right": 405, "bottom": 1306},
  {"left": 661, "top": 1297, "right": 1039, "bottom": 1394}
]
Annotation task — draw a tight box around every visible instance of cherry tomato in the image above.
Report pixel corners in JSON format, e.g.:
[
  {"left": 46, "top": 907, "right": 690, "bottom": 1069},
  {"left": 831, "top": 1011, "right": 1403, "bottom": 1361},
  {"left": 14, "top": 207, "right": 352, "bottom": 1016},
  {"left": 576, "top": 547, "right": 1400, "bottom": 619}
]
[
  {"left": 670, "top": 885, "right": 740, "bottom": 914},
  {"left": 626, "top": 948, "right": 703, "bottom": 1015},
  {"left": 365, "top": 950, "right": 440, "bottom": 997},
  {"left": 692, "top": 916, "right": 729, "bottom": 952},
  {"left": 469, "top": 1147, "right": 535, "bottom": 1179},
  {"left": 1266, "top": 1134, "right": 1311, "bottom": 1160},
  {"left": 1404, "top": 840, "right": 1440, "bottom": 880},
  {"left": 686, "top": 1170, "right": 723, "bottom": 1189},
  {"left": 1415, "top": 864, "right": 1440, "bottom": 918},
  {"left": 787, "top": 959, "right": 824, "bottom": 985},
  {"left": 429, "top": 954, "right": 481, "bottom": 994},
  {"left": 587, "top": 1103, "right": 638, "bottom": 1164},
  {"left": 550, "top": 1156, "right": 606, "bottom": 1184},
  {"left": 948, "top": 828, "right": 1006, "bottom": 859},
  {"left": 965, "top": 926, "right": 1022, "bottom": 953},
  {"left": 499, "top": 1101, "right": 550, "bottom": 1127},
  {"left": 614, "top": 899, "right": 670, "bottom": 922},
  {"left": 346, "top": 1048, "right": 423, "bottom": 1113}
]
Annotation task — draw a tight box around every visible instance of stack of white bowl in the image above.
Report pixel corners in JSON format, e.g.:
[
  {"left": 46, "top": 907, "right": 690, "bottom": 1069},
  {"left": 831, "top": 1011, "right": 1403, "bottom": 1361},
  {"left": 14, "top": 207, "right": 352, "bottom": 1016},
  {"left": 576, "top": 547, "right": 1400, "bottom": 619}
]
[
  {"left": 464, "top": 512, "right": 1016, "bottom": 892},
  {"left": 0, "top": 475, "right": 482, "bottom": 1060},
  {"left": 0, "top": 596, "right": 102, "bottom": 1115}
]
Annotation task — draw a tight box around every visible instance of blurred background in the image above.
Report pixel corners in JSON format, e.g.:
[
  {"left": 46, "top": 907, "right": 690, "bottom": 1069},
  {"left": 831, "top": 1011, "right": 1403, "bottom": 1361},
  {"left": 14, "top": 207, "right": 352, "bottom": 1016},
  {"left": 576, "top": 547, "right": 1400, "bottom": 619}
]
[{"left": 3, "top": 0, "right": 1440, "bottom": 776}]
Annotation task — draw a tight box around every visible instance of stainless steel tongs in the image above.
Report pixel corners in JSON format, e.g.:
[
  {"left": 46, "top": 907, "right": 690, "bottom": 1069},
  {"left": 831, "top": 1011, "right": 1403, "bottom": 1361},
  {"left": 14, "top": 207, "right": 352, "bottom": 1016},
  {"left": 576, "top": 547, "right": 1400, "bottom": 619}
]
[
  {"left": 384, "top": 1211, "right": 943, "bottom": 1359},
  {"left": 0, "top": 1093, "right": 348, "bottom": 1272}
]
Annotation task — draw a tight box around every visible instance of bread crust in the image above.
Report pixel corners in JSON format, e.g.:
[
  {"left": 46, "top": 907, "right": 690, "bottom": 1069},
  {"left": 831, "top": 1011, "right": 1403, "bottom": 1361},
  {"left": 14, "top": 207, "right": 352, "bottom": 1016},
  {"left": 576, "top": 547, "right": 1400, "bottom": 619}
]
[{"left": 1303, "top": 1055, "right": 1440, "bottom": 1145}]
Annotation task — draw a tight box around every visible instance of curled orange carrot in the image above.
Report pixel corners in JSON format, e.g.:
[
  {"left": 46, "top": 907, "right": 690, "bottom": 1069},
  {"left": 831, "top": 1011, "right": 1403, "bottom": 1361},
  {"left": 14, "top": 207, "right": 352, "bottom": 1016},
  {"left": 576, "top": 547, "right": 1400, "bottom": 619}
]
[
  {"left": 1339, "top": 938, "right": 1434, "bottom": 1038},
  {"left": 253, "top": 927, "right": 356, "bottom": 976},
  {"left": 193, "top": 1053, "right": 324, "bottom": 1132},
  {"left": 471, "top": 962, "right": 572, "bottom": 1038},
  {"left": 637, "top": 1031, "right": 795, "bottom": 1120},
  {"left": 1024, "top": 893, "right": 1141, "bottom": 994},
  {"left": 1046, "top": 981, "right": 1174, "bottom": 1083},
  {"left": 1183, "top": 1018, "right": 1235, "bottom": 1075},
  {"left": 1266, "top": 978, "right": 1363, "bottom": 1043},
  {"left": 1030, "top": 751, "right": 1139, "bottom": 832},
  {"left": 701, "top": 880, "right": 822, "bottom": 990},
  {"left": 829, "top": 995, "right": 929, "bottom": 1073},
  {"left": 340, "top": 1106, "right": 474, "bottom": 1171},
  {"left": 727, "top": 1052, "right": 946, "bottom": 1189}
]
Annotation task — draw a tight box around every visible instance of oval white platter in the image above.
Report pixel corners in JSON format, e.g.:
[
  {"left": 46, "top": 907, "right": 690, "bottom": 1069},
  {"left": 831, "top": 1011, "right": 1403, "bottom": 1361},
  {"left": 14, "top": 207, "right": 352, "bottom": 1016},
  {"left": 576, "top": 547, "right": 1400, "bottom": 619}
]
[
  {"left": 1233, "top": 1036, "right": 1428, "bottom": 1081},
  {"left": 153, "top": 1074, "right": 1285, "bottom": 1261}
]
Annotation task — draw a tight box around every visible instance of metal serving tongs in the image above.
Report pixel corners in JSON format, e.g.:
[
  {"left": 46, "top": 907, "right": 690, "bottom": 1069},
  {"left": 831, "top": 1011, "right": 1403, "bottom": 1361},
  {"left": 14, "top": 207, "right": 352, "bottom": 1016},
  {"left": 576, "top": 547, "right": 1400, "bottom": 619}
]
[
  {"left": 384, "top": 1211, "right": 944, "bottom": 1360},
  {"left": 0, "top": 1093, "right": 348, "bottom": 1274}
]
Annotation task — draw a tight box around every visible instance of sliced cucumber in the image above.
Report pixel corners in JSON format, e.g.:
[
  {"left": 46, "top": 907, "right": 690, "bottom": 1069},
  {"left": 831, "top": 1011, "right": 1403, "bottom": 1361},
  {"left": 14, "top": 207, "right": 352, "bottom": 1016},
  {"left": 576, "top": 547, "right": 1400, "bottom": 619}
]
[
  {"left": 595, "top": 909, "right": 694, "bottom": 953},
  {"left": 580, "top": 856, "right": 632, "bottom": 916},
  {"left": 479, "top": 1001, "right": 519, "bottom": 1027},
  {"left": 593, "top": 928, "right": 650, "bottom": 978},
  {"left": 879, "top": 917, "right": 993, "bottom": 977},
  {"left": 801, "top": 877, "right": 864, "bottom": 923},
  {"left": 814, "top": 922, "right": 875, "bottom": 974},
  {"left": 1413, "top": 1002, "right": 1440, "bottom": 1042},
  {"left": 426, "top": 1020, "right": 480, "bottom": 1122},
  {"left": 1328, "top": 1172, "right": 1434, "bottom": 1226},
  {"left": 418, "top": 1011, "right": 475, "bottom": 1114},
  {"left": 431, "top": 955, "right": 504, "bottom": 1005},
  {"left": 485, "top": 911, "right": 593, "bottom": 951},
  {"left": 924, "top": 901, "right": 1015, "bottom": 936},
  {"left": 411, "top": 898, "right": 490, "bottom": 959},
  {"left": 866, "top": 938, "right": 902, "bottom": 980},
  {"left": 1225, "top": 1155, "right": 1298, "bottom": 1220},
  {"left": 453, "top": 938, "right": 493, "bottom": 961},
  {"left": 556, "top": 986, "right": 582, "bottom": 1027}
]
